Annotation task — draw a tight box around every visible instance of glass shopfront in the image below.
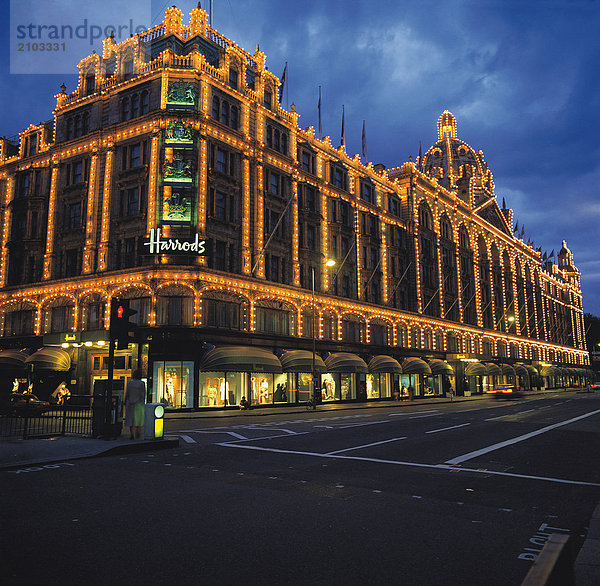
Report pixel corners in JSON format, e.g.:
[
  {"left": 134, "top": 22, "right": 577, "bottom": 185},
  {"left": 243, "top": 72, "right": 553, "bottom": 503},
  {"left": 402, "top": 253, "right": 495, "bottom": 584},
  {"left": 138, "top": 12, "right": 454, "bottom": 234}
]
[
  {"left": 153, "top": 361, "right": 194, "bottom": 408},
  {"left": 366, "top": 373, "right": 393, "bottom": 399}
]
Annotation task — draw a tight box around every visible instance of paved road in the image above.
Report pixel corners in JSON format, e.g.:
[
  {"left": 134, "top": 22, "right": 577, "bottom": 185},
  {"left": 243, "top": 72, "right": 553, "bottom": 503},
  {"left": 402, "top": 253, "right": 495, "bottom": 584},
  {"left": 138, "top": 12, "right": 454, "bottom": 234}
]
[{"left": 3, "top": 392, "right": 599, "bottom": 585}]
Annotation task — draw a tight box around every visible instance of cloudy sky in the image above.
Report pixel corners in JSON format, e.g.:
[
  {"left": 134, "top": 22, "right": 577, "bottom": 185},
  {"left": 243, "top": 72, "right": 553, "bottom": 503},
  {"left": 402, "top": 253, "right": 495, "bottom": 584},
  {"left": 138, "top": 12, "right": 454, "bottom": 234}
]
[{"left": 2, "top": 0, "right": 600, "bottom": 314}]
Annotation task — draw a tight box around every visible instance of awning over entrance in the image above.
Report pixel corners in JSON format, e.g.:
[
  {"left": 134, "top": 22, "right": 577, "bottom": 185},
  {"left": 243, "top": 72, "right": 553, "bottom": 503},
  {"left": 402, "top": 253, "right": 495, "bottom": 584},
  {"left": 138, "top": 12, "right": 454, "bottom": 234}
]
[
  {"left": 368, "top": 355, "right": 402, "bottom": 374},
  {"left": 401, "top": 357, "right": 431, "bottom": 375},
  {"left": 464, "top": 362, "right": 487, "bottom": 376},
  {"left": 279, "top": 350, "right": 326, "bottom": 373},
  {"left": 499, "top": 363, "right": 516, "bottom": 377},
  {"left": 427, "top": 359, "right": 453, "bottom": 375},
  {"left": 513, "top": 365, "right": 529, "bottom": 377},
  {"left": 25, "top": 347, "right": 71, "bottom": 371},
  {"left": 0, "top": 349, "right": 29, "bottom": 369},
  {"left": 200, "top": 346, "right": 282, "bottom": 373},
  {"left": 484, "top": 363, "right": 501, "bottom": 376},
  {"left": 537, "top": 365, "right": 559, "bottom": 377},
  {"left": 324, "top": 353, "right": 368, "bottom": 373},
  {"left": 524, "top": 365, "right": 538, "bottom": 377}
]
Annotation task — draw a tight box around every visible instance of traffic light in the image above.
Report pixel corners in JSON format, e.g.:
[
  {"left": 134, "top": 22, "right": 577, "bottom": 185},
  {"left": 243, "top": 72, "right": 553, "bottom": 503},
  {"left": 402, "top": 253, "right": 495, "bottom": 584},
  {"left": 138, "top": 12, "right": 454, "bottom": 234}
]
[{"left": 110, "top": 298, "right": 138, "bottom": 350}]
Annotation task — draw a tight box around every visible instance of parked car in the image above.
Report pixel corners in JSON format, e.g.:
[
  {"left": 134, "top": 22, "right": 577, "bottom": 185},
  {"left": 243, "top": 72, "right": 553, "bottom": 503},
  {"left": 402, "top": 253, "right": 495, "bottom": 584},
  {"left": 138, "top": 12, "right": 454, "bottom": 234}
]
[
  {"left": 1, "top": 393, "right": 52, "bottom": 416},
  {"left": 485, "top": 384, "right": 524, "bottom": 400},
  {"left": 589, "top": 382, "right": 600, "bottom": 390}
]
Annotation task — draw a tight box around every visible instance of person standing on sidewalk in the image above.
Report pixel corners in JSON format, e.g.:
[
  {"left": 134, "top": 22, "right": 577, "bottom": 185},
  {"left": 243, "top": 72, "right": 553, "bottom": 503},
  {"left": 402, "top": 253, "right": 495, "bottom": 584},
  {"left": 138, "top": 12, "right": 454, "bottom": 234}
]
[
  {"left": 124, "top": 369, "right": 146, "bottom": 440},
  {"left": 448, "top": 386, "right": 455, "bottom": 401}
]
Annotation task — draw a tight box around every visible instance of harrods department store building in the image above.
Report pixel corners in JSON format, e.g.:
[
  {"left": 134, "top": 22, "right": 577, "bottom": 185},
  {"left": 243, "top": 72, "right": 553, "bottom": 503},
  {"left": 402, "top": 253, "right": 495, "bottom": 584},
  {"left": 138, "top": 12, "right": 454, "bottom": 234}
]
[{"left": 0, "top": 6, "right": 589, "bottom": 409}]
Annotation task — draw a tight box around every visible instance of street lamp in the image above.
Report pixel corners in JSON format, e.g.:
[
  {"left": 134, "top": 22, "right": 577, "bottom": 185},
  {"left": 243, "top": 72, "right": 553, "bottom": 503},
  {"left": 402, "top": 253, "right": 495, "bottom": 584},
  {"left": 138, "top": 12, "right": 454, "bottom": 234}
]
[{"left": 311, "top": 259, "right": 336, "bottom": 405}]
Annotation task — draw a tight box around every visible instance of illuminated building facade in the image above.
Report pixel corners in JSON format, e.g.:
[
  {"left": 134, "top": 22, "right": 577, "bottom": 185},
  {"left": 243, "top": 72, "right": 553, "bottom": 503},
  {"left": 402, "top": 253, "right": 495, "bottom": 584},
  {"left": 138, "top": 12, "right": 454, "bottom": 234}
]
[{"left": 0, "top": 7, "right": 589, "bottom": 408}]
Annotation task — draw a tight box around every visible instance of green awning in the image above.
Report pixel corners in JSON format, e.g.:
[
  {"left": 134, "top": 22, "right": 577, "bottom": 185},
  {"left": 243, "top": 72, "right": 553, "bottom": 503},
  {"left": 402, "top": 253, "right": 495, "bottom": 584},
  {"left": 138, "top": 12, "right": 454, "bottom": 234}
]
[
  {"left": 464, "top": 362, "right": 487, "bottom": 376},
  {"left": 279, "top": 350, "right": 326, "bottom": 373},
  {"left": 324, "top": 353, "right": 368, "bottom": 373},
  {"left": 427, "top": 359, "right": 453, "bottom": 375},
  {"left": 537, "top": 365, "right": 559, "bottom": 377},
  {"left": 200, "top": 346, "right": 282, "bottom": 373},
  {"left": 0, "top": 349, "right": 29, "bottom": 369},
  {"left": 513, "top": 365, "right": 529, "bottom": 377},
  {"left": 484, "top": 363, "right": 501, "bottom": 376},
  {"left": 368, "top": 355, "right": 402, "bottom": 374},
  {"left": 401, "top": 357, "right": 431, "bottom": 375},
  {"left": 524, "top": 365, "right": 538, "bottom": 376},
  {"left": 25, "top": 347, "right": 71, "bottom": 371},
  {"left": 499, "top": 363, "right": 516, "bottom": 376}
]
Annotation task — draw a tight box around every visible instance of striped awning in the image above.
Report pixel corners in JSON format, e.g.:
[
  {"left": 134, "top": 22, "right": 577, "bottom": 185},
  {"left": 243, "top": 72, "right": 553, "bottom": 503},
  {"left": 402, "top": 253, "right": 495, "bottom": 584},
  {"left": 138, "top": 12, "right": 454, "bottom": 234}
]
[
  {"left": 401, "top": 357, "right": 431, "bottom": 375},
  {"left": 0, "top": 349, "right": 29, "bottom": 369},
  {"left": 200, "top": 346, "right": 282, "bottom": 373},
  {"left": 279, "top": 350, "right": 326, "bottom": 373},
  {"left": 25, "top": 347, "right": 71, "bottom": 371},
  {"left": 524, "top": 365, "right": 538, "bottom": 376},
  {"left": 465, "top": 362, "right": 487, "bottom": 376},
  {"left": 324, "top": 353, "right": 368, "bottom": 373},
  {"left": 427, "top": 359, "right": 453, "bottom": 375},
  {"left": 368, "top": 355, "right": 402, "bottom": 374},
  {"left": 499, "top": 363, "right": 516, "bottom": 377},
  {"left": 484, "top": 363, "right": 502, "bottom": 376}
]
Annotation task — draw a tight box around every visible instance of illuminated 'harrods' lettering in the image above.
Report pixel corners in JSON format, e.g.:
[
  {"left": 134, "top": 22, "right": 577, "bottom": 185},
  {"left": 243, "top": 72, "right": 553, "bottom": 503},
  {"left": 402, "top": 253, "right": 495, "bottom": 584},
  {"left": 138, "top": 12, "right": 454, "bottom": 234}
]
[{"left": 143, "top": 228, "right": 205, "bottom": 255}]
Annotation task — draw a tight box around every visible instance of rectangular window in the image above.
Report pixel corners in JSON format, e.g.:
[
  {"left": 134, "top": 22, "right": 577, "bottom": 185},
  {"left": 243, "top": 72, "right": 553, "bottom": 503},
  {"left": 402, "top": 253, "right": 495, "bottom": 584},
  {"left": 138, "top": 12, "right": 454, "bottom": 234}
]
[
  {"left": 340, "top": 201, "right": 349, "bottom": 226},
  {"left": 264, "top": 90, "right": 272, "bottom": 109},
  {"left": 330, "top": 199, "right": 337, "bottom": 222},
  {"left": 229, "top": 68, "right": 238, "bottom": 90},
  {"left": 361, "top": 182, "right": 374, "bottom": 203},
  {"left": 307, "top": 225, "right": 315, "bottom": 250},
  {"left": 68, "top": 201, "right": 82, "bottom": 229},
  {"left": 216, "top": 149, "right": 227, "bottom": 173},
  {"left": 215, "top": 190, "right": 226, "bottom": 220},
  {"left": 127, "top": 187, "right": 139, "bottom": 216}
]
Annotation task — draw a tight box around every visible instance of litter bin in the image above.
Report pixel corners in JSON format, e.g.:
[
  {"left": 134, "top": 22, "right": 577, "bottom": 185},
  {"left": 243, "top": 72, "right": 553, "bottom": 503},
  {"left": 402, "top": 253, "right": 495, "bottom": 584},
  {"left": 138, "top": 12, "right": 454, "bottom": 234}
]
[{"left": 144, "top": 403, "right": 165, "bottom": 440}]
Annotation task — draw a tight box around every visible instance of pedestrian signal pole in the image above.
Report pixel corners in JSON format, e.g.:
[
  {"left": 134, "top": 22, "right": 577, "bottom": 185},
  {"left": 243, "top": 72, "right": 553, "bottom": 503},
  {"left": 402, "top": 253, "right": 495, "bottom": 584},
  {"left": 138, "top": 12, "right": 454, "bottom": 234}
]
[{"left": 106, "top": 299, "right": 138, "bottom": 432}]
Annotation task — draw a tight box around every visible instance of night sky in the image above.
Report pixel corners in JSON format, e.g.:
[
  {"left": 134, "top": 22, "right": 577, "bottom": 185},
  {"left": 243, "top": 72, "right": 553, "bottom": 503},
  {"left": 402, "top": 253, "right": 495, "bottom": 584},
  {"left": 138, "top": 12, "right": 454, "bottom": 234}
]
[{"left": 2, "top": 0, "right": 600, "bottom": 315}]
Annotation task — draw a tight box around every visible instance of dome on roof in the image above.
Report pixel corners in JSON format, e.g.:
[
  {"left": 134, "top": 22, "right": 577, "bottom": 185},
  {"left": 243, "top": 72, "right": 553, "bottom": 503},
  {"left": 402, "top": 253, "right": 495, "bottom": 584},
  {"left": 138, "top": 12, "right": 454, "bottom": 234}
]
[{"left": 420, "top": 111, "right": 491, "bottom": 192}]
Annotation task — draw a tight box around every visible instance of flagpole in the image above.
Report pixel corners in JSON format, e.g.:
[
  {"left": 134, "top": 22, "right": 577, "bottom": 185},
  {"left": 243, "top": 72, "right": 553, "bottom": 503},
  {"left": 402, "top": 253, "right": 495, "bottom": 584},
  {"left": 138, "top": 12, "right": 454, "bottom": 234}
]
[
  {"left": 341, "top": 104, "right": 345, "bottom": 148},
  {"left": 318, "top": 86, "right": 322, "bottom": 138}
]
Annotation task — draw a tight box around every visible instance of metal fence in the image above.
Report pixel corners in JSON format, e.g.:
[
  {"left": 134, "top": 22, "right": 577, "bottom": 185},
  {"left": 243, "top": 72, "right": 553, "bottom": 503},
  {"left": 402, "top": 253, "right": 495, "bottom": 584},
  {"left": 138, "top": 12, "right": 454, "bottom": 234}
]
[{"left": 0, "top": 403, "right": 93, "bottom": 440}]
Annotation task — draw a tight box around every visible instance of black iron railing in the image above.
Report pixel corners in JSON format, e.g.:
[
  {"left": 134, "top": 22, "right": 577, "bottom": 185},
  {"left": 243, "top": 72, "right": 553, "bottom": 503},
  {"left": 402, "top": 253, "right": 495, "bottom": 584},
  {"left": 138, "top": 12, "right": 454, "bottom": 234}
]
[{"left": 0, "top": 402, "right": 93, "bottom": 439}]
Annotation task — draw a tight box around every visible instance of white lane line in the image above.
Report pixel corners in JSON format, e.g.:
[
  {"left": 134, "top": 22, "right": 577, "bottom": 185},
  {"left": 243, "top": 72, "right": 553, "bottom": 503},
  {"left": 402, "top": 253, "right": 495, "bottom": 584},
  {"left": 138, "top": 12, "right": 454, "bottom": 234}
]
[
  {"left": 338, "top": 420, "right": 394, "bottom": 429},
  {"left": 426, "top": 423, "right": 471, "bottom": 434},
  {"left": 216, "top": 443, "right": 600, "bottom": 487},
  {"left": 171, "top": 434, "right": 196, "bottom": 443},
  {"left": 327, "top": 437, "right": 408, "bottom": 455},
  {"left": 224, "top": 432, "right": 310, "bottom": 443},
  {"left": 446, "top": 408, "right": 600, "bottom": 465},
  {"left": 409, "top": 414, "right": 441, "bottom": 419},
  {"left": 519, "top": 409, "right": 536, "bottom": 414},
  {"left": 485, "top": 415, "right": 509, "bottom": 421}
]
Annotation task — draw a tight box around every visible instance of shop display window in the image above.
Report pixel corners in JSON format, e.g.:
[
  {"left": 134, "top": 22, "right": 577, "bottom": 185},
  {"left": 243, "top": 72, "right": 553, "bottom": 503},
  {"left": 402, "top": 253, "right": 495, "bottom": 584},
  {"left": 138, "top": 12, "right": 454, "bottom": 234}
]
[
  {"left": 153, "top": 361, "right": 193, "bottom": 408},
  {"left": 321, "top": 373, "right": 337, "bottom": 402},
  {"left": 198, "top": 372, "right": 245, "bottom": 407}
]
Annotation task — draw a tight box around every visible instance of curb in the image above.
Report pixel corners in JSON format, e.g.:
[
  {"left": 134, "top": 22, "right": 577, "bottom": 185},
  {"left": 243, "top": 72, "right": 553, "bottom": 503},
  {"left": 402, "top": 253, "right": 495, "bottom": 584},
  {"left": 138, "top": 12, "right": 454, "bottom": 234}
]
[
  {"left": 0, "top": 437, "right": 180, "bottom": 471},
  {"left": 575, "top": 503, "right": 600, "bottom": 585}
]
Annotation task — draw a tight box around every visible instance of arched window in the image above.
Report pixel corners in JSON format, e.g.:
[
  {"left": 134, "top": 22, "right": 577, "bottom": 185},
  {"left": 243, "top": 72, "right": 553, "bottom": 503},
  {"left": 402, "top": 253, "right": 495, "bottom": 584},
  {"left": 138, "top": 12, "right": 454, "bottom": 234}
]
[
  {"left": 370, "top": 319, "right": 390, "bottom": 345},
  {"left": 131, "top": 93, "right": 139, "bottom": 118},
  {"left": 439, "top": 214, "right": 452, "bottom": 240},
  {"left": 255, "top": 300, "right": 295, "bottom": 335},
  {"left": 80, "top": 293, "right": 106, "bottom": 331},
  {"left": 118, "top": 287, "right": 152, "bottom": 326},
  {"left": 230, "top": 105, "right": 239, "bottom": 130},
  {"left": 212, "top": 96, "right": 220, "bottom": 120},
  {"left": 157, "top": 285, "right": 194, "bottom": 326},
  {"left": 418, "top": 201, "right": 432, "bottom": 230},
  {"left": 43, "top": 297, "right": 75, "bottom": 334},
  {"left": 459, "top": 226, "right": 470, "bottom": 248},
  {"left": 342, "top": 314, "right": 365, "bottom": 343},
  {"left": 203, "top": 291, "right": 247, "bottom": 330},
  {"left": 1, "top": 302, "right": 36, "bottom": 336}
]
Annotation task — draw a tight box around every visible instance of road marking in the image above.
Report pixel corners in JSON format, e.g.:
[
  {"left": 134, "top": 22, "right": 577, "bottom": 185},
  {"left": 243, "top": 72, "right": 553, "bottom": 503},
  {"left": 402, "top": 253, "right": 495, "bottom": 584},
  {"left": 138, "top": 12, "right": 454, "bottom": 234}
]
[
  {"left": 409, "top": 414, "right": 440, "bottom": 419},
  {"left": 224, "top": 431, "right": 309, "bottom": 443},
  {"left": 173, "top": 434, "right": 196, "bottom": 443},
  {"left": 327, "top": 436, "right": 407, "bottom": 455},
  {"left": 338, "top": 420, "right": 393, "bottom": 429},
  {"left": 445, "top": 408, "right": 600, "bottom": 465},
  {"left": 426, "top": 423, "right": 471, "bottom": 434},
  {"left": 485, "top": 415, "right": 509, "bottom": 421},
  {"left": 216, "top": 442, "right": 600, "bottom": 487}
]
